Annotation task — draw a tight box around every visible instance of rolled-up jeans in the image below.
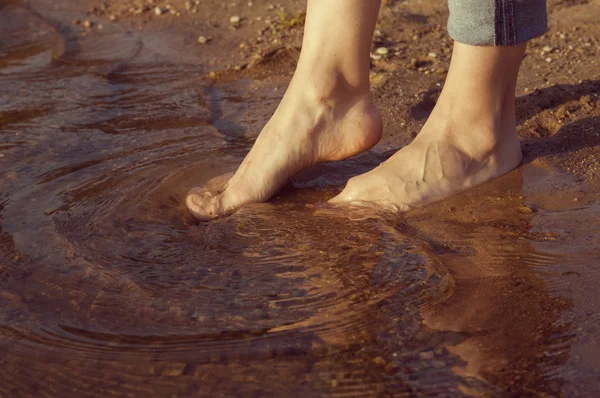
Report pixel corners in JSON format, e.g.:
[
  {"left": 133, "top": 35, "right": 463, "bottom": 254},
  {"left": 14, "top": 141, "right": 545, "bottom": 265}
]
[{"left": 448, "top": 0, "right": 547, "bottom": 45}]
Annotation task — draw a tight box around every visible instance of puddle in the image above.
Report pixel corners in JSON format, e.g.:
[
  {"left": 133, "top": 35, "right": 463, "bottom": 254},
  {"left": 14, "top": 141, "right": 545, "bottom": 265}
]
[{"left": 1, "top": 4, "right": 599, "bottom": 397}]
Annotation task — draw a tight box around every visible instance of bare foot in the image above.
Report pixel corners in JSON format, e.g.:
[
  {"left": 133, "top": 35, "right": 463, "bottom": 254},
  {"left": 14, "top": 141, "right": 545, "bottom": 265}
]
[
  {"left": 328, "top": 117, "right": 523, "bottom": 212},
  {"left": 186, "top": 77, "right": 382, "bottom": 221},
  {"left": 186, "top": 0, "right": 384, "bottom": 221},
  {"left": 330, "top": 41, "right": 527, "bottom": 214}
]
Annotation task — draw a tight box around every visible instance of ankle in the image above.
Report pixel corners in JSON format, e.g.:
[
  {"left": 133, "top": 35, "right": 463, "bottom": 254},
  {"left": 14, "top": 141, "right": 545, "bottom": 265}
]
[
  {"left": 437, "top": 84, "right": 516, "bottom": 128},
  {"left": 288, "top": 69, "right": 371, "bottom": 110},
  {"left": 295, "top": 53, "right": 371, "bottom": 96},
  {"left": 421, "top": 98, "right": 519, "bottom": 161}
]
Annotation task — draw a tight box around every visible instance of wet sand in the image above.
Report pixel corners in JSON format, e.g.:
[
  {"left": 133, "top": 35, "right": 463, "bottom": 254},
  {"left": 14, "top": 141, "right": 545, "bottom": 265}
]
[{"left": 1, "top": 0, "right": 600, "bottom": 396}]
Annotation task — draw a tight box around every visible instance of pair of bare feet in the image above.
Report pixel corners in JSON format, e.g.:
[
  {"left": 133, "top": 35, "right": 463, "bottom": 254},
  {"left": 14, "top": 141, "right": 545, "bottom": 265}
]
[{"left": 186, "top": 41, "right": 526, "bottom": 222}]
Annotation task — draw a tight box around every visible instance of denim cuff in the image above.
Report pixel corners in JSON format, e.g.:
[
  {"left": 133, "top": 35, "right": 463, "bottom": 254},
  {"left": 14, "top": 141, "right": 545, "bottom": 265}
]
[{"left": 448, "top": 0, "right": 548, "bottom": 46}]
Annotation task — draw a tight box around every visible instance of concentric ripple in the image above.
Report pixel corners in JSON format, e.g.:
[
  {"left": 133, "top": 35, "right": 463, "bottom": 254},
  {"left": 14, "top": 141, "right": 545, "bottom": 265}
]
[
  {"left": 3, "top": 146, "right": 472, "bottom": 395},
  {"left": 0, "top": 8, "right": 465, "bottom": 394}
]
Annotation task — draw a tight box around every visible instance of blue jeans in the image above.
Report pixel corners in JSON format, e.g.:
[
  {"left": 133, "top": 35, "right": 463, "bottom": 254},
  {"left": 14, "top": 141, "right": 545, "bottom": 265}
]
[{"left": 448, "top": 0, "right": 547, "bottom": 45}]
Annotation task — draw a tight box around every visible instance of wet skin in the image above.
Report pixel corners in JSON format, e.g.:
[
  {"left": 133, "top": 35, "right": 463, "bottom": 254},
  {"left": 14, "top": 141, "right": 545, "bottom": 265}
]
[{"left": 186, "top": 40, "right": 527, "bottom": 221}]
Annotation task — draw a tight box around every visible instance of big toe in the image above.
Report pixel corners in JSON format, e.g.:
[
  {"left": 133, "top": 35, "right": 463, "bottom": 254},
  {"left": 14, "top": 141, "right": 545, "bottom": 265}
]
[
  {"left": 186, "top": 189, "right": 223, "bottom": 221},
  {"left": 328, "top": 176, "right": 366, "bottom": 205}
]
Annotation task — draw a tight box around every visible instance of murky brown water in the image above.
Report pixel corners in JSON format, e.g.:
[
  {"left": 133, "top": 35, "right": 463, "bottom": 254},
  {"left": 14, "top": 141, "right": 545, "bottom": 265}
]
[{"left": 1, "top": 4, "right": 600, "bottom": 397}]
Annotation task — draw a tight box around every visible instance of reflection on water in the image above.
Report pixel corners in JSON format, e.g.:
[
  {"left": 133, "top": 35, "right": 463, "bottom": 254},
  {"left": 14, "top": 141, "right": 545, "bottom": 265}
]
[{"left": 1, "top": 4, "right": 598, "bottom": 397}]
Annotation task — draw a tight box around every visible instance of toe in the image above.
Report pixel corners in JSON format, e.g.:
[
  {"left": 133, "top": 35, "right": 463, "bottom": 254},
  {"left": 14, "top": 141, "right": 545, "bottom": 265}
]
[
  {"left": 328, "top": 191, "right": 349, "bottom": 205},
  {"left": 186, "top": 190, "right": 222, "bottom": 221},
  {"left": 186, "top": 173, "right": 234, "bottom": 222},
  {"left": 328, "top": 176, "right": 362, "bottom": 204}
]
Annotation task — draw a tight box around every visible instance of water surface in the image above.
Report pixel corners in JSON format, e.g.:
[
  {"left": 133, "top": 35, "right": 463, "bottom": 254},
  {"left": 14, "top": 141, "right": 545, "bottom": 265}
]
[{"left": 1, "top": 4, "right": 599, "bottom": 397}]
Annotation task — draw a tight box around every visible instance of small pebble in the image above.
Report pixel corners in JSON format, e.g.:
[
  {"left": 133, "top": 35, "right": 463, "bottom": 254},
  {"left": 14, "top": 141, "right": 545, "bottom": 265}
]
[
  {"left": 72, "top": 19, "right": 80, "bottom": 25},
  {"left": 428, "top": 52, "right": 437, "bottom": 58},
  {"left": 109, "top": 15, "right": 117, "bottom": 21},
  {"left": 230, "top": 15, "right": 241, "bottom": 24},
  {"left": 519, "top": 206, "right": 535, "bottom": 215},
  {"left": 83, "top": 20, "right": 93, "bottom": 28},
  {"left": 372, "top": 356, "right": 386, "bottom": 366},
  {"left": 198, "top": 36, "right": 209, "bottom": 44},
  {"left": 580, "top": 95, "right": 592, "bottom": 106},
  {"left": 154, "top": 7, "right": 164, "bottom": 15},
  {"left": 542, "top": 45, "right": 553, "bottom": 52},
  {"left": 545, "top": 57, "right": 552, "bottom": 63},
  {"left": 97, "top": 24, "right": 103, "bottom": 30},
  {"left": 375, "top": 47, "right": 388, "bottom": 55}
]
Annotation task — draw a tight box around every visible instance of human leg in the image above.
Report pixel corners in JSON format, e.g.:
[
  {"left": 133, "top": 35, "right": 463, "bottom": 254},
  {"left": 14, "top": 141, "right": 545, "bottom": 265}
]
[
  {"left": 329, "top": 1, "right": 547, "bottom": 211},
  {"left": 187, "top": 0, "right": 383, "bottom": 221}
]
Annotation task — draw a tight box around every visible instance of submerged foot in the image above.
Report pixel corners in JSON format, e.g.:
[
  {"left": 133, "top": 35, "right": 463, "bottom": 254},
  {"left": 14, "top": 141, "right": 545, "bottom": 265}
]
[
  {"left": 329, "top": 113, "right": 523, "bottom": 212},
  {"left": 186, "top": 76, "right": 382, "bottom": 221}
]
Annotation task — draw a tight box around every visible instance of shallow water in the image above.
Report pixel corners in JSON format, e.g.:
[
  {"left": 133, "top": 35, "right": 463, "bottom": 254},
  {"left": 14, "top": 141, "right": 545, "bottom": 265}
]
[{"left": 1, "top": 4, "right": 599, "bottom": 397}]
